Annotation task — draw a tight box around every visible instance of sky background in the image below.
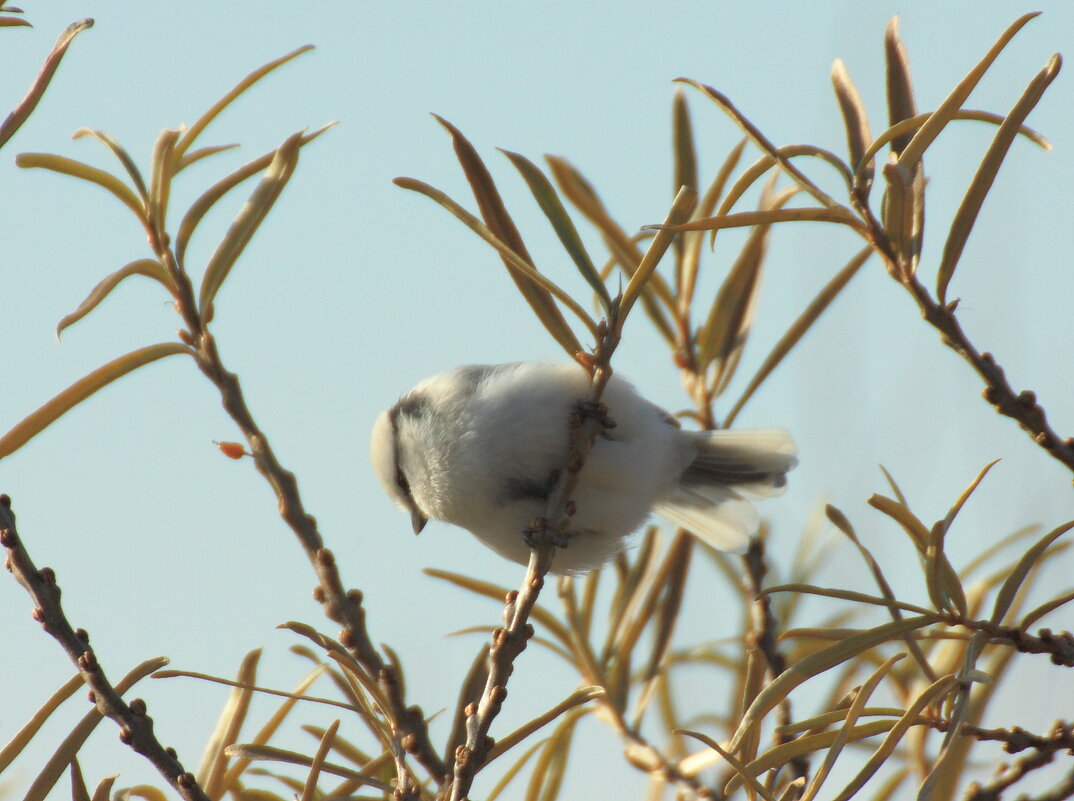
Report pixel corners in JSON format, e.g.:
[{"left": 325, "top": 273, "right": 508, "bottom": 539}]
[{"left": 2, "top": 2, "right": 1074, "bottom": 799}]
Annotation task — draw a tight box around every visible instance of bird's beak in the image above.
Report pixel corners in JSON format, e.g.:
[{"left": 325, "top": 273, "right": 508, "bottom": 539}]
[{"left": 411, "top": 508, "right": 428, "bottom": 534}]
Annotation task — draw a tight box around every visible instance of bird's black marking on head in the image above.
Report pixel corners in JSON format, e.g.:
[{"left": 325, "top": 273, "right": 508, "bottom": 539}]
[
  {"left": 388, "top": 400, "right": 421, "bottom": 515},
  {"left": 393, "top": 391, "right": 429, "bottom": 421}
]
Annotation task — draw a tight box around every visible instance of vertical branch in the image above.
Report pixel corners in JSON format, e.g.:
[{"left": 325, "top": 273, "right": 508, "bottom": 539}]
[
  {"left": 446, "top": 328, "right": 621, "bottom": 801},
  {"left": 0, "top": 496, "right": 211, "bottom": 801},
  {"left": 153, "top": 237, "right": 447, "bottom": 785},
  {"left": 743, "top": 538, "right": 810, "bottom": 782}
]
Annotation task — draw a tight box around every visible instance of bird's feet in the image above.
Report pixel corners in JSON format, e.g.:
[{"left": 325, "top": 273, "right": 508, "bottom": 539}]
[
  {"left": 522, "top": 517, "right": 570, "bottom": 549},
  {"left": 573, "top": 400, "right": 617, "bottom": 432}
]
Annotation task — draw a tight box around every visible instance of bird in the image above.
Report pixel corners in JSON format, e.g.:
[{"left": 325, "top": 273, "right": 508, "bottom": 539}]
[{"left": 370, "top": 362, "right": 797, "bottom": 573}]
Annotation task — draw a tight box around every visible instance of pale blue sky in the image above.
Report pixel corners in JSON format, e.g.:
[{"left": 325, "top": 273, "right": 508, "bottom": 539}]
[{"left": 3, "top": 3, "right": 1073, "bottom": 799}]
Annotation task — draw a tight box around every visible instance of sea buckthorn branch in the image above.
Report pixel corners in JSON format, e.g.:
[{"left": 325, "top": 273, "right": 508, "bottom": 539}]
[
  {"left": 949, "top": 615, "right": 1074, "bottom": 667},
  {"left": 743, "top": 538, "right": 809, "bottom": 782},
  {"left": 444, "top": 322, "right": 620, "bottom": 801},
  {"left": 152, "top": 237, "right": 448, "bottom": 787},
  {"left": 854, "top": 203, "right": 1074, "bottom": 479},
  {"left": 0, "top": 495, "right": 211, "bottom": 801}
]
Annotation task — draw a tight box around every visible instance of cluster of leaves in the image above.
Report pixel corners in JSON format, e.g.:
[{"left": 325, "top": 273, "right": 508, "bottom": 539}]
[{"left": 2, "top": 8, "right": 1073, "bottom": 801}]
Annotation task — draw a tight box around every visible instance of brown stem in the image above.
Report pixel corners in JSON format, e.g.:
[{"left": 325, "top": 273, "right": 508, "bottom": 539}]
[
  {"left": 901, "top": 276, "right": 1074, "bottom": 476},
  {"left": 953, "top": 616, "right": 1074, "bottom": 667},
  {"left": 743, "top": 539, "right": 809, "bottom": 782},
  {"left": 0, "top": 495, "right": 210, "bottom": 801},
  {"left": 962, "top": 748, "right": 1058, "bottom": 801},
  {"left": 445, "top": 323, "right": 624, "bottom": 801},
  {"left": 154, "top": 237, "right": 447, "bottom": 785},
  {"left": 962, "top": 721, "right": 1074, "bottom": 755},
  {"left": 855, "top": 199, "right": 1074, "bottom": 477}
]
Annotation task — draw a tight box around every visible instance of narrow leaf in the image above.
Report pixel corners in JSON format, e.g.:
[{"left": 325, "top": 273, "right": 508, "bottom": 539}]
[
  {"left": 435, "top": 116, "right": 583, "bottom": 355},
  {"left": 898, "top": 12, "right": 1041, "bottom": 169},
  {"left": 177, "top": 143, "right": 241, "bottom": 171},
  {"left": 174, "top": 45, "right": 315, "bottom": 160},
  {"left": 672, "top": 88, "right": 698, "bottom": 195},
  {"left": 223, "top": 744, "right": 391, "bottom": 791},
  {"left": 88, "top": 775, "right": 117, "bottom": 801},
  {"left": 424, "top": 568, "right": 573, "bottom": 651},
  {"left": 546, "top": 155, "right": 675, "bottom": 342},
  {"left": 869, "top": 494, "right": 930, "bottom": 551},
  {"left": 761, "top": 583, "right": 933, "bottom": 617},
  {"left": 830, "top": 676, "right": 959, "bottom": 801},
  {"left": 725, "top": 721, "right": 899, "bottom": 795},
  {"left": 1021, "top": 588, "right": 1074, "bottom": 630},
  {"left": 0, "top": 674, "right": 83, "bottom": 773},
  {"left": 884, "top": 16, "right": 918, "bottom": 156},
  {"left": 697, "top": 184, "right": 796, "bottom": 381},
  {"left": 618, "top": 186, "right": 696, "bottom": 333},
  {"left": 727, "top": 616, "right": 940, "bottom": 753},
  {"left": 199, "top": 650, "right": 261, "bottom": 798},
  {"left": 175, "top": 124, "right": 331, "bottom": 269},
  {"left": 677, "top": 77, "right": 841, "bottom": 209},
  {"left": 57, "top": 259, "right": 171, "bottom": 340},
  {"left": 0, "top": 18, "right": 93, "bottom": 150},
  {"left": 716, "top": 146, "right": 854, "bottom": 220},
  {"left": 198, "top": 131, "right": 303, "bottom": 321},
  {"left": 486, "top": 737, "right": 550, "bottom": 801},
  {"left": 299, "top": 719, "right": 338, "bottom": 801},
  {"left": 859, "top": 109, "right": 1050, "bottom": 180},
  {"left": 22, "top": 658, "right": 167, "bottom": 801},
  {"left": 991, "top": 519, "right": 1074, "bottom": 624},
  {"left": 937, "top": 54, "right": 1061, "bottom": 303},
  {"left": 486, "top": 687, "right": 603, "bottom": 766},
  {"left": 679, "top": 138, "right": 748, "bottom": 311},
  {"left": 801, "top": 654, "right": 904, "bottom": 801},
  {"left": 69, "top": 759, "right": 90, "bottom": 801},
  {"left": 672, "top": 88, "right": 697, "bottom": 271},
  {"left": 725, "top": 246, "right": 870, "bottom": 425},
  {"left": 832, "top": 59, "right": 873, "bottom": 185},
  {"left": 828, "top": 503, "right": 939, "bottom": 680},
  {"left": 502, "top": 149, "right": 612, "bottom": 311},
  {"left": 677, "top": 729, "right": 780, "bottom": 801},
  {"left": 72, "top": 128, "right": 149, "bottom": 204},
  {"left": 217, "top": 667, "right": 331, "bottom": 793},
  {"left": 16, "top": 153, "right": 144, "bottom": 221},
  {"left": 148, "top": 127, "right": 181, "bottom": 238},
  {"left": 666, "top": 205, "right": 864, "bottom": 233},
  {"left": 0, "top": 342, "right": 193, "bottom": 460},
  {"left": 395, "top": 177, "right": 596, "bottom": 346}
]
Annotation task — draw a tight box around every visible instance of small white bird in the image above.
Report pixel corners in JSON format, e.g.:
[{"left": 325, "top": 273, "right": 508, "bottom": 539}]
[{"left": 370, "top": 363, "right": 797, "bottom": 573}]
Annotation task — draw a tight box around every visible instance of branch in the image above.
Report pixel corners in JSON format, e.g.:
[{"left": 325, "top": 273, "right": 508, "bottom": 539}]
[
  {"left": 743, "top": 538, "right": 810, "bottom": 782},
  {"left": 154, "top": 238, "right": 447, "bottom": 786},
  {"left": 962, "top": 748, "right": 1057, "bottom": 801},
  {"left": 0, "top": 495, "right": 211, "bottom": 801},
  {"left": 954, "top": 616, "right": 1074, "bottom": 667},
  {"left": 963, "top": 721, "right": 1074, "bottom": 755},
  {"left": 902, "top": 276, "right": 1074, "bottom": 476},
  {"left": 446, "top": 320, "right": 623, "bottom": 801}
]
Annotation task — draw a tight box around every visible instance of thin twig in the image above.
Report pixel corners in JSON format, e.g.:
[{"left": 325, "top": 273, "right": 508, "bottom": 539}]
[
  {"left": 445, "top": 320, "right": 623, "bottom": 801},
  {"left": 961, "top": 748, "right": 1057, "bottom": 801},
  {"left": 952, "top": 616, "right": 1074, "bottom": 667},
  {"left": 153, "top": 236, "right": 447, "bottom": 786},
  {"left": 902, "top": 275, "right": 1074, "bottom": 476},
  {"left": 743, "top": 539, "right": 810, "bottom": 783},
  {"left": 855, "top": 202, "right": 1074, "bottom": 477},
  {"left": 0, "top": 495, "right": 211, "bottom": 801}
]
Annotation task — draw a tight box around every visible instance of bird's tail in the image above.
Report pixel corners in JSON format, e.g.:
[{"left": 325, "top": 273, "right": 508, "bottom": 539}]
[{"left": 654, "top": 428, "right": 797, "bottom": 553}]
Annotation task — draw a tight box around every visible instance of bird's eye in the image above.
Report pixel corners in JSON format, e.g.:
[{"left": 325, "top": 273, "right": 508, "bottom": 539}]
[{"left": 395, "top": 467, "right": 411, "bottom": 495}]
